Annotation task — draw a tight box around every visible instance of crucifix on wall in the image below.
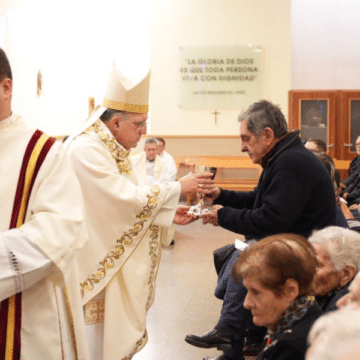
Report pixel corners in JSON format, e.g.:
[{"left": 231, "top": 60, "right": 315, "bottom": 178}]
[{"left": 212, "top": 110, "right": 220, "bottom": 125}]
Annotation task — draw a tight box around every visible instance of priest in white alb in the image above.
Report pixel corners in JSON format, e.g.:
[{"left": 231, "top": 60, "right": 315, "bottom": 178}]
[
  {"left": 65, "top": 62, "right": 215, "bottom": 360},
  {"left": 156, "top": 137, "right": 178, "bottom": 182},
  {"left": 0, "top": 48, "right": 89, "bottom": 359},
  {"left": 132, "top": 138, "right": 178, "bottom": 245}
]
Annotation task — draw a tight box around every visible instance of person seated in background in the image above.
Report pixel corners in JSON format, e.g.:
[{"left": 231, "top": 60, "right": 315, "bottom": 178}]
[
  {"left": 233, "top": 233, "right": 322, "bottom": 360},
  {"left": 308, "top": 226, "right": 360, "bottom": 312},
  {"left": 304, "top": 138, "right": 327, "bottom": 153},
  {"left": 341, "top": 171, "right": 360, "bottom": 211},
  {"left": 156, "top": 137, "right": 178, "bottom": 182},
  {"left": 342, "top": 135, "right": 360, "bottom": 190},
  {"left": 306, "top": 306, "right": 360, "bottom": 360},
  {"left": 305, "top": 138, "right": 341, "bottom": 189},
  {"left": 312, "top": 152, "right": 349, "bottom": 228}
]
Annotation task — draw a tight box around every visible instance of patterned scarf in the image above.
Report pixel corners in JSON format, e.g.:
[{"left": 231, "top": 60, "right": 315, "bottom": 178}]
[{"left": 259, "top": 295, "right": 314, "bottom": 356}]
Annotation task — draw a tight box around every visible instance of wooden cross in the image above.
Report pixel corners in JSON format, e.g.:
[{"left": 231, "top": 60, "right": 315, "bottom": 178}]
[{"left": 212, "top": 110, "right": 220, "bottom": 125}]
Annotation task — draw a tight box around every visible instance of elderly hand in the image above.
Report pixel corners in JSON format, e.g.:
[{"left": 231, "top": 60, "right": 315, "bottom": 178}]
[
  {"left": 178, "top": 172, "right": 216, "bottom": 196},
  {"left": 199, "top": 206, "right": 222, "bottom": 226},
  {"left": 173, "top": 205, "right": 199, "bottom": 225},
  {"left": 343, "top": 193, "right": 349, "bottom": 200},
  {"left": 339, "top": 182, "right": 347, "bottom": 190},
  {"left": 202, "top": 187, "right": 221, "bottom": 203},
  {"left": 349, "top": 203, "right": 360, "bottom": 211}
]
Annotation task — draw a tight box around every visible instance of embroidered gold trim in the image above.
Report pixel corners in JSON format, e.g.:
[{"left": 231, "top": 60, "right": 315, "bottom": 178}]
[
  {"left": 84, "top": 299, "right": 105, "bottom": 324},
  {"left": 103, "top": 99, "right": 149, "bottom": 114},
  {"left": 84, "top": 121, "right": 132, "bottom": 175},
  {"left": 123, "top": 225, "right": 161, "bottom": 359},
  {"left": 80, "top": 186, "right": 161, "bottom": 297},
  {"left": 122, "top": 330, "right": 148, "bottom": 360},
  {"left": 146, "top": 224, "right": 160, "bottom": 311}
]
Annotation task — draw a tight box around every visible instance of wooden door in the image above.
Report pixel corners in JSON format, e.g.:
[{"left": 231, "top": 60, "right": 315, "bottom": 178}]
[
  {"left": 336, "top": 90, "right": 360, "bottom": 160},
  {"left": 288, "top": 90, "right": 337, "bottom": 158}
]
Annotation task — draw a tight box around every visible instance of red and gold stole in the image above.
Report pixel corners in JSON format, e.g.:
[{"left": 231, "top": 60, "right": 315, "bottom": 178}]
[{"left": 0, "top": 130, "right": 56, "bottom": 360}]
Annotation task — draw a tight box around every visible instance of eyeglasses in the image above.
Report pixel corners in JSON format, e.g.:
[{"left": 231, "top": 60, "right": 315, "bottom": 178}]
[{"left": 133, "top": 120, "right": 148, "bottom": 128}]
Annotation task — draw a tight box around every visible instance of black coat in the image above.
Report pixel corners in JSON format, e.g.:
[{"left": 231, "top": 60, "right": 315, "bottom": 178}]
[
  {"left": 258, "top": 304, "right": 323, "bottom": 360},
  {"left": 343, "top": 154, "right": 360, "bottom": 188},
  {"left": 215, "top": 131, "right": 337, "bottom": 239},
  {"left": 316, "top": 282, "right": 351, "bottom": 313}
]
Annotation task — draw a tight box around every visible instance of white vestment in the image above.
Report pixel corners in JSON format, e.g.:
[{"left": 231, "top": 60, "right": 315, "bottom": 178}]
[
  {"left": 131, "top": 152, "right": 163, "bottom": 186},
  {"left": 66, "top": 119, "right": 181, "bottom": 360},
  {"left": 159, "top": 150, "right": 177, "bottom": 182},
  {"left": 0, "top": 114, "right": 89, "bottom": 359},
  {"left": 131, "top": 152, "right": 177, "bottom": 246}
]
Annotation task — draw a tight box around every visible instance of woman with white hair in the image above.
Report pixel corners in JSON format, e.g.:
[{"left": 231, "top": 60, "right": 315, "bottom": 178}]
[
  {"left": 308, "top": 226, "right": 360, "bottom": 312},
  {"left": 306, "top": 306, "right": 360, "bottom": 360}
]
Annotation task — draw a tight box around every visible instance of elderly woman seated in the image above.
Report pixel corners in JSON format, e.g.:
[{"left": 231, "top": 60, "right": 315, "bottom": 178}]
[
  {"left": 306, "top": 305, "right": 360, "bottom": 360},
  {"left": 308, "top": 226, "right": 360, "bottom": 312},
  {"left": 232, "top": 233, "right": 322, "bottom": 360}
]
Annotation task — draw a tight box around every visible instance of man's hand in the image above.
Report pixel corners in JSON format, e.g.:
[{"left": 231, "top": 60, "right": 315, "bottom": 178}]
[
  {"left": 178, "top": 172, "right": 216, "bottom": 196},
  {"left": 202, "top": 187, "right": 221, "bottom": 204},
  {"left": 339, "top": 182, "right": 347, "bottom": 190},
  {"left": 349, "top": 203, "right": 360, "bottom": 211},
  {"left": 199, "top": 205, "right": 222, "bottom": 226},
  {"left": 173, "top": 205, "right": 199, "bottom": 225},
  {"left": 343, "top": 192, "right": 349, "bottom": 200}
]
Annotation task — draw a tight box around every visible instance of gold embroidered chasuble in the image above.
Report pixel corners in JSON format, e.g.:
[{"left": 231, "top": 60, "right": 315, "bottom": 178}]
[{"left": 67, "top": 119, "right": 180, "bottom": 359}]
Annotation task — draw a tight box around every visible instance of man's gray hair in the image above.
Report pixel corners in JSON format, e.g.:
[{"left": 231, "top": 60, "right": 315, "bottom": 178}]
[
  {"left": 238, "top": 100, "right": 288, "bottom": 138},
  {"left": 100, "top": 109, "right": 129, "bottom": 122},
  {"left": 308, "top": 226, "right": 360, "bottom": 272},
  {"left": 145, "top": 138, "right": 158, "bottom": 146}
]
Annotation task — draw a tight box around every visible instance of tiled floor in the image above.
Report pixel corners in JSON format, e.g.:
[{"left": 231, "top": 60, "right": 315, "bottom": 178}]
[{"left": 132, "top": 218, "right": 246, "bottom": 360}]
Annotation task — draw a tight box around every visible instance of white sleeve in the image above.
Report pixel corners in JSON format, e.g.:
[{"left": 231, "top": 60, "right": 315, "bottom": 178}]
[
  {"left": 0, "top": 228, "right": 53, "bottom": 302},
  {"left": 152, "top": 181, "right": 181, "bottom": 228},
  {"left": 159, "top": 154, "right": 178, "bottom": 183}
]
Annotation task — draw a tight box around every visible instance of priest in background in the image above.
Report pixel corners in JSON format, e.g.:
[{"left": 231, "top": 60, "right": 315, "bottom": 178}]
[
  {"left": 0, "top": 48, "right": 89, "bottom": 359},
  {"left": 132, "top": 138, "right": 177, "bottom": 245},
  {"left": 65, "top": 62, "right": 214, "bottom": 360},
  {"left": 156, "top": 137, "right": 178, "bottom": 182},
  {"left": 132, "top": 138, "right": 164, "bottom": 186}
]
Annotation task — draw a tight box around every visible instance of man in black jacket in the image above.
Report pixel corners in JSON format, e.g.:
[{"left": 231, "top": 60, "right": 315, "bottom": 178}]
[{"left": 185, "top": 100, "right": 338, "bottom": 360}]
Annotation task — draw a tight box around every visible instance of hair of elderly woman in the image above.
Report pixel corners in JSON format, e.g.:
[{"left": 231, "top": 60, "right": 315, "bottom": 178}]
[
  {"left": 233, "top": 233, "right": 317, "bottom": 297},
  {"left": 306, "top": 305, "right": 360, "bottom": 360},
  {"left": 308, "top": 226, "right": 360, "bottom": 272},
  {"left": 238, "top": 100, "right": 288, "bottom": 139},
  {"left": 313, "top": 151, "right": 337, "bottom": 189}
]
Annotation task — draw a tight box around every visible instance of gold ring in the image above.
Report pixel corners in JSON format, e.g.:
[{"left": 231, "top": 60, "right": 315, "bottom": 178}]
[{"left": 198, "top": 184, "right": 203, "bottom": 188}]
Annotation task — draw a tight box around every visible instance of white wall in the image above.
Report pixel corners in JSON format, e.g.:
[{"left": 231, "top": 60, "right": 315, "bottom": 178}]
[
  {"left": 1, "top": 0, "right": 291, "bottom": 136},
  {"left": 149, "top": 0, "right": 291, "bottom": 135},
  {"left": 291, "top": 0, "right": 360, "bottom": 89},
  {"left": 2, "top": 0, "right": 151, "bottom": 135}
]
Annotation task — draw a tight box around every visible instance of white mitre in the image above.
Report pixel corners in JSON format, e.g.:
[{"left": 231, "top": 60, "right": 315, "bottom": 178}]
[{"left": 65, "top": 62, "right": 150, "bottom": 144}]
